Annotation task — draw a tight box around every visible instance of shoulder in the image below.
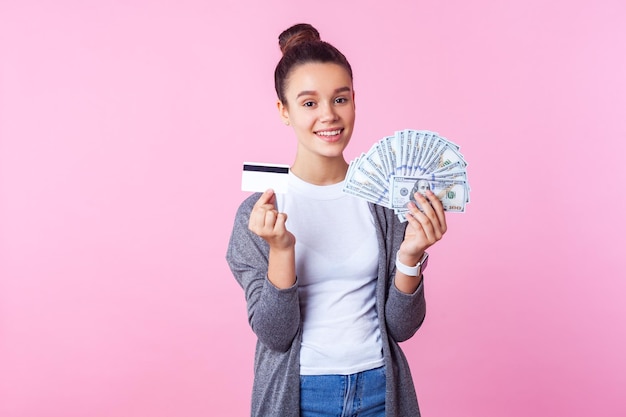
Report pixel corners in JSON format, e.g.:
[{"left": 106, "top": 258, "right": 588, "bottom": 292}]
[
  {"left": 227, "top": 192, "right": 267, "bottom": 261},
  {"left": 228, "top": 192, "right": 263, "bottom": 243},
  {"left": 235, "top": 192, "right": 262, "bottom": 218}
]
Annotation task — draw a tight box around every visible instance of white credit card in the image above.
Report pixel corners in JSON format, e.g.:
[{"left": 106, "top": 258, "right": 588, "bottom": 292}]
[{"left": 241, "top": 162, "right": 290, "bottom": 193}]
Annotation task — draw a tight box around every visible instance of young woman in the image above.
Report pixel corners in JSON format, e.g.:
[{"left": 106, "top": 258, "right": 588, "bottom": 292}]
[{"left": 226, "top": 23, "right": 447, "bottom": 417}]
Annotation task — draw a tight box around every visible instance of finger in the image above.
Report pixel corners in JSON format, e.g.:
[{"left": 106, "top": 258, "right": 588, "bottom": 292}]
[
  {"left": 254, "top": 189, "right": 276, "bottom": 208},
  {"left": 413, "top": 192, "right": 436, "bottom": 217},
  {"left": 424, "top": 190, "right": 447, "bottom": 235},
  {"left": 404, "top": 209, "right": 425, "bottom": 234},
  {"left": 412, "top": 193, "right": 438, "bottom": 226},
  {"left": 407, "top": 200, "right": 440, "bottom": 243},
  {"left": 249, "top": 206, "right": 269, "bottom": 233},
  {"left": 263, "top": 209, "right": 278, "bottom": 231},
  {"left": 414, "top": 192, "right": 444, "bottom": 238},
  {"left": 424, "top": 190, "right": 443, "bottom": 211},
  {"left": 274, "top": 212, "right": 288, "bottom": 233}
]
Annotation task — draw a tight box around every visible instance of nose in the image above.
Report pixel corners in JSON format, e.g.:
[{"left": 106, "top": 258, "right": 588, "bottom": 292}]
[{"left": 319, "top": 102, "right": 338, "bottom": 122}]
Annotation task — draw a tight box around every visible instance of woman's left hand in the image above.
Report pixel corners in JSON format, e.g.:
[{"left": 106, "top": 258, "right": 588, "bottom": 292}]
[{"left": 399, "top": 190, "right": 448, "bottom": 264}]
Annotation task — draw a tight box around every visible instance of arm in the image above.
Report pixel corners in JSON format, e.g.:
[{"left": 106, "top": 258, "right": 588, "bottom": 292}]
[
  {"left": 394, "top": 190, "right": 447, "bottom": 294},
  {"left": 383, "top": 190, "right": 447, "bottom": 341},
  {"left": 225, "top": 191, "right": 300, "bottom": 352},
  {"left": 385, "top": 279, "right": 427, "bottom": 342}
]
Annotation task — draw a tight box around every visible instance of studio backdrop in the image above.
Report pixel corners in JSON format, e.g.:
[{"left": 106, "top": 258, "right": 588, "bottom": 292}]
[{"left": 1, "top": 1, "right": 625, "bottom": 416}]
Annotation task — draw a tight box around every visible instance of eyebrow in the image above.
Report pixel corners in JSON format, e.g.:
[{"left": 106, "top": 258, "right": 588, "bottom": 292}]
[{"left": 296, "top": 86, "right": 352, "bottom": 99}]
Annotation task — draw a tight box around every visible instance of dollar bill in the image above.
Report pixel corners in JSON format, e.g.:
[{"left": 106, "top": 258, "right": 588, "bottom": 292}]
[
  {"left": 343, "top": 129, "right": 471, "bottom": 220},
  {"left": 365, "top": 145, "right": 387, "bottom": 179},
  {"left": 390, "top": 175, "right": 469, "bottom": 213}
]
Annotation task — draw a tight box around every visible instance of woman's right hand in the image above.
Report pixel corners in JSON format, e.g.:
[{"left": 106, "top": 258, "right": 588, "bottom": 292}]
[{"left": 248, "top": 189, "right": 295, "bottom": 250}]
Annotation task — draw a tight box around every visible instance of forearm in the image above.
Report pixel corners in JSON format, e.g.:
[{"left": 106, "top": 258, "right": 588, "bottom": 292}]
[
  {"left": 385, "top": 279, "right": 426, "bottom": 342},
  {"left": 227, "top": 195, "right": 301, "bottom": 351},
  {"left": 393, "top": 250, "right": 424, "bottom": 294},
  {"left": 250, "top": 276, "right": 301, "bottom": 351},
  {"left": 267, "top": 246, "right": 296, "bottom": 289}
]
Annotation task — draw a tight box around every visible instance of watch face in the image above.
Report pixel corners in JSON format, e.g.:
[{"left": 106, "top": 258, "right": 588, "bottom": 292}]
[{"left": 421, "top": 253, "right": 429, "bottom": 272}]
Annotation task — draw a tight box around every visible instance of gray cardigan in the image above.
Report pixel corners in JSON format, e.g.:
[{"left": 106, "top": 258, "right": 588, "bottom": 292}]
[{"left": 226, "top": 192, "right": 426, "bottom": 417}]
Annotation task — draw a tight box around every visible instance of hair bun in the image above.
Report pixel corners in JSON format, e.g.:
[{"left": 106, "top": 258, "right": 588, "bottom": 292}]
[{"left": 278, "top": 23, "right": 321, "bottom": 55}]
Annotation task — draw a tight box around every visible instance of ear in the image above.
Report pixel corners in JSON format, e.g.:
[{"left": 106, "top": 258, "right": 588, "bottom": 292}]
[{"left": 277, "top": 100, "right": 290, "bottom": 125}]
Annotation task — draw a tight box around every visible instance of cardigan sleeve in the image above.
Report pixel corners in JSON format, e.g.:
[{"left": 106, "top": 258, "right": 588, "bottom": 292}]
[
  {"left": 225, "top": 194, "right": 301, "bottom": 352},
  {"left": 371, "top": 203, "right": 428, "bottom": 343},
  {"left": 385, "top": 279, "right": 426, "bottom": 342}
]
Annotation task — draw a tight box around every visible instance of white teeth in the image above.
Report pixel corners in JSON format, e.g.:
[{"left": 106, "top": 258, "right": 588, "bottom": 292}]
[{"left": 317, "top": 129, "right": 341, "bottom": 136}]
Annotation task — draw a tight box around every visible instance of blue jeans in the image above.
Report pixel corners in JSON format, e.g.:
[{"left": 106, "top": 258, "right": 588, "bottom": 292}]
[{"left": 300, "top": 366, "right": 386, "bottom": 417}]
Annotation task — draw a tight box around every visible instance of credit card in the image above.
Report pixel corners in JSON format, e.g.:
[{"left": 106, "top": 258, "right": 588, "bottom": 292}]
[{"left": 241, "top": 162, "right": 289, "bottom": 193}]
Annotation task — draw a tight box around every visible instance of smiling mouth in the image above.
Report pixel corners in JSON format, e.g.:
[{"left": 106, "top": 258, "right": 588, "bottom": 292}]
[{"left": 315, "top": 129, "right": 343, "bottom": 137}]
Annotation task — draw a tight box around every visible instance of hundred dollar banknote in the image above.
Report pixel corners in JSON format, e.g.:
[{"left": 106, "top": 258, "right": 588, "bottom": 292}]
[
  {"left": 390, "top": 175, "right": 469, "bottom": 213},
  {"left": 343, "top": 129, "right": 471, "bottom": 221}
]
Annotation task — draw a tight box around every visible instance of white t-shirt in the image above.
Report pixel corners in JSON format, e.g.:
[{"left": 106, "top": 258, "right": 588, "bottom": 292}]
[{"left": 276, "top": 172, "right": 384, "bottom": 375}]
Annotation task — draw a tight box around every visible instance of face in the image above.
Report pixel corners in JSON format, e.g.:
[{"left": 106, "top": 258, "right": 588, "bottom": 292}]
[
  {"left": 412, "top": 180, "right": 431, "bottom": 195},
  {"left": 277, "top": 62, "right": 355, "bottom": 162}
]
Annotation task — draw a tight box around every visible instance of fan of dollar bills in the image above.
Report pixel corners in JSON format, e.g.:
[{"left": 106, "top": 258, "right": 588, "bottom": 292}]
[{"left": 343, "top": 129, "right": 470, "bottom": 222}]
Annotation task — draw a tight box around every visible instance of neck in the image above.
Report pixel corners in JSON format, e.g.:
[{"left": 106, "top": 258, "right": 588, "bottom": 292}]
[{"left": 291, "top": 156, "right": 349, "bottom": 186}]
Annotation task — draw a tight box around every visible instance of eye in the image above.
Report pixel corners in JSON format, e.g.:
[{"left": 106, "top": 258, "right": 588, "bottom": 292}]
[
  {"left": 303, "top": 101, "right": 316, "bottom": 107},
  {"left": 335, "top": 97, "right": 348, "bottom": 104}
]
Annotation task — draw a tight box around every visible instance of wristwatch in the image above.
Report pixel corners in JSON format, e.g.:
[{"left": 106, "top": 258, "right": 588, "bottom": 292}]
[{"left": 395, "top": 251, "right": 429, "bottom": 277}]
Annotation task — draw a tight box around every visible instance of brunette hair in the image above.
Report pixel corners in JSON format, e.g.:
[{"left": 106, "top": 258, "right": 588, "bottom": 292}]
[{"left": 274, "top": 23, "right": 353, "bottom": 104}]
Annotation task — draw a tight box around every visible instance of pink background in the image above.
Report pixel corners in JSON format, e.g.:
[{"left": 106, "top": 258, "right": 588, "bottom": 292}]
[{"left": 1, "top": 1, "right": 625, "bottom": 416}]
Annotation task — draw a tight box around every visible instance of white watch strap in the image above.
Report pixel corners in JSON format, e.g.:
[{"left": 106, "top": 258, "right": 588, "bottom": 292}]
[{"left": 395, "top": 251, "right": 419, "bottom": 276}]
